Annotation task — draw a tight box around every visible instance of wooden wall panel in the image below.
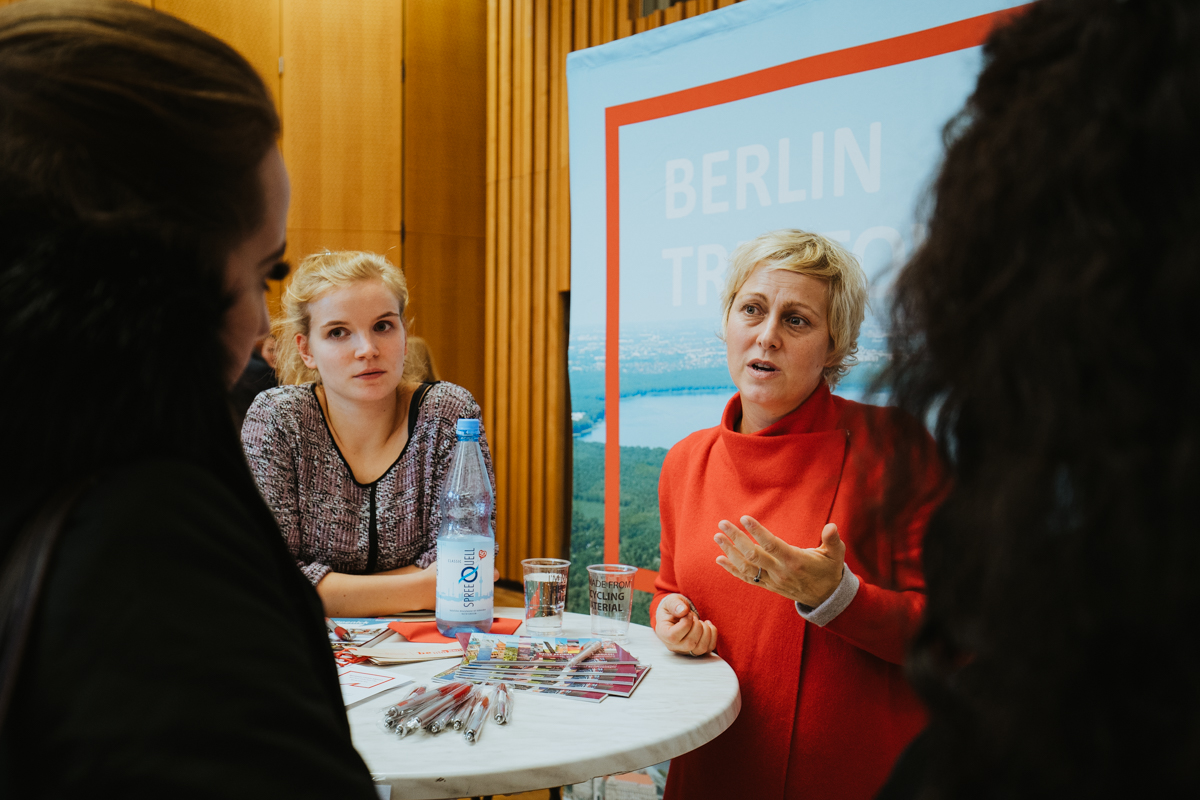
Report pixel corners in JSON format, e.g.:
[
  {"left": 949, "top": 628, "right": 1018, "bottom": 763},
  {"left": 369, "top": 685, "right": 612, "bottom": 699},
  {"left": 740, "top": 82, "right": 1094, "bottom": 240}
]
[
  {"left": 401, "top": 232, "right": 486, "bottom": 389},
  {"left": 155, "top": 0, "right": 280, "bottom": 108},
  {"left": 6, "top": 0, "right": 742, "bottom": 581},
  {"left": 490, "top": 0, "right": 513, "bottom": 576},
  {"left": 1, "top": 0, "right": 152, "bottom": 4},
  {"left": 143, "top": 1, "right": 286, "bottom": 310},
  {"left": 282, "top": 0, "right": 402, "bottom": 235},
  {"left": 510, "top": 0, "right": 532, "bottom": 576},
  {"left": 486, "top": 0, "right": 742, "bottom": 579},
  {"left": 402, "top": 0, "right": 487, "bottom": 410},
  {"left": 271, "top": 229, "right": 403, "bottom": 321}
]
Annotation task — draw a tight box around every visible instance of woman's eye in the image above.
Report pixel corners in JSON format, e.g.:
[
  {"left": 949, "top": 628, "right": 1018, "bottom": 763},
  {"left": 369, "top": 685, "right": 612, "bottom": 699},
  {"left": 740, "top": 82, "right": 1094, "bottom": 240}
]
[
  {"left": 328, "top": 328, "right": 347, "bottom": 339},
  {"left": 788, "top": 316, "right": 806, "bottom": 327},
  {"left": 742, "top": 304, "right": 760, "bottom": 315},
  {"left": 374, "top": 320, "right": 393, "bottom": 332}
]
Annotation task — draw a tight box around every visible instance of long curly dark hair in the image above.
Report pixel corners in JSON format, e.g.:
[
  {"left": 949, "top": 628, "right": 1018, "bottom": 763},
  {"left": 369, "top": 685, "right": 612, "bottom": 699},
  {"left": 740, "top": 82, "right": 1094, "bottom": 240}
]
[
  {"left": 0, "top": 1, "right": 280, "bottom": 519},
  {"left": 885, "top": 0, "right": 1200, "bottom": 795}
]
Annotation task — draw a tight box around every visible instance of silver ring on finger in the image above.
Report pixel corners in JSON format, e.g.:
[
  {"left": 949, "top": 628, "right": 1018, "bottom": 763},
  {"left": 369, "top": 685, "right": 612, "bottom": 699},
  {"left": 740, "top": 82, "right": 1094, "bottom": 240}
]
[
  {"left": 689, "top": 649, "right": 697, "bottom": 656},
  {"left": 752, "top": 566, "right": 762, "bottom": 583}
]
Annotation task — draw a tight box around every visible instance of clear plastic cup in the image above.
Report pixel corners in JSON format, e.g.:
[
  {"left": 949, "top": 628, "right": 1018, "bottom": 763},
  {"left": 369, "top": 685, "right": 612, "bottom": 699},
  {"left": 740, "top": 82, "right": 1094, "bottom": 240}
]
[
  {"left": 521, "top": 558, "right": 571, "bottom": 636},
  {"left": 587, "top": 564, "right": 637, "bottom": 640}
]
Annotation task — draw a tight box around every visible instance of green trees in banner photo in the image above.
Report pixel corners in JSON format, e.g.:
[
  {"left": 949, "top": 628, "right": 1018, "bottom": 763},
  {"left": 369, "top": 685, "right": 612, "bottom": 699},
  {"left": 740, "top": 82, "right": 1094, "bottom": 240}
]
[{"left": 568, "top": 441, "right": 667, "bottom": 626}]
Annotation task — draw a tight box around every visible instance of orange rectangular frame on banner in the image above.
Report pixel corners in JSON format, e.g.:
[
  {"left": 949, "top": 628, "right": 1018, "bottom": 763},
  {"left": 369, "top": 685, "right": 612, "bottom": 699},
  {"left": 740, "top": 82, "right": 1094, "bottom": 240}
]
[{"left": 601, "top": 5, "right": 1030, "bottom": 595}]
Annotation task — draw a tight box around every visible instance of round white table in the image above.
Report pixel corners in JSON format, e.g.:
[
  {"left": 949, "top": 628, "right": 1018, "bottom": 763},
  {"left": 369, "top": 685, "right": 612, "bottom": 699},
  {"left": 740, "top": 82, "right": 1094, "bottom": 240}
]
[{"left": 347, "top": 608, "right": 741, "bottom": 799}]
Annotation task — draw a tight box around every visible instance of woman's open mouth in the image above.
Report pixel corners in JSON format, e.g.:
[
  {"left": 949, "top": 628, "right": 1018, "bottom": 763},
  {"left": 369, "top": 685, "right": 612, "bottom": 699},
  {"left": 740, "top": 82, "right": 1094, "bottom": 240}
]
[{"left": 749, "top": 361, "right": 778, "bottom": 374}]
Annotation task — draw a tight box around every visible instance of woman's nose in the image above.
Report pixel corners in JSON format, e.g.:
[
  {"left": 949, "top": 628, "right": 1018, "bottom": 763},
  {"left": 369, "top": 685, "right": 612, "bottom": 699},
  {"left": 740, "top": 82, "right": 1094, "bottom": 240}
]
[
  {"left": 756, "top": 317, "right": 782, "bottom": 350},
  {"left": 355, "top": 333, "right": 380, "bottom": 358}
]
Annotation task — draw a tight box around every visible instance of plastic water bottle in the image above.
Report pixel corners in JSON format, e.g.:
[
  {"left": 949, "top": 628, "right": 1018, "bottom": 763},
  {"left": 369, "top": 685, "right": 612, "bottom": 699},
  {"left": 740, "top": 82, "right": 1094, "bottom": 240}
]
[{"left": 435, "top": 418, "right": 495, "bottom": 635}]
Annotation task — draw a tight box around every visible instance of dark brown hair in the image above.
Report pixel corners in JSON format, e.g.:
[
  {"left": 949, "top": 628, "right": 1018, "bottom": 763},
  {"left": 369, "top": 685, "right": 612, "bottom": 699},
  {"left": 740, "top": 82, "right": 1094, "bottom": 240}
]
[
  {"left": 0, "top": 0, "right": 280, "bottom": 498},
  {"left": 885, "top": 0, "right": 1200, "bottom": 795}
]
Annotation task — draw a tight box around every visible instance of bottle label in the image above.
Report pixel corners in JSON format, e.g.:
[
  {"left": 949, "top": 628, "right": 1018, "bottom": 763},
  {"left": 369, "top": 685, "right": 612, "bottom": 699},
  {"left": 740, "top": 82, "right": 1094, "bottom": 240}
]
[{"left": 436, "top": 536, "right": 494, "bottom": 621}]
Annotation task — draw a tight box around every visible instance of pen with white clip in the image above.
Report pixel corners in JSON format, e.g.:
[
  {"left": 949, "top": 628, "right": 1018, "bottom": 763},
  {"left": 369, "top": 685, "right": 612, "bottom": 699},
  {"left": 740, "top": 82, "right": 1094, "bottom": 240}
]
[
  {"left": 386, "top": 683, "right": 458, "bottom": 735},
  {"left": 493, "top": 682, "right": 512, "bottom": 725},
  {"left": 462, "top": 688, "right": 491, "bottom": 744},
  {"left": 449, "top": 687, "right": 479, "bottom": 731},
  {"left": 403, "top": 683, "right": 473, "bottom": 734},
  {"left": 563, "top": 640, "right": 606, "bottom": 670},
  {"left": 384, "top": 683, "right": 454, "bottom": 722},
  {"left": 427, "top": 689, "right": 476, "bottom": 734}
]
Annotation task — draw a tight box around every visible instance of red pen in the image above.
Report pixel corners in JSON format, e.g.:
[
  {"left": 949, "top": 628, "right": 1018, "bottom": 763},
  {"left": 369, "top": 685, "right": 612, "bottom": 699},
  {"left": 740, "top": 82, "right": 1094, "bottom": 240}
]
[{"left": 325, "top": 617, "right": 352, "bottom": 642}]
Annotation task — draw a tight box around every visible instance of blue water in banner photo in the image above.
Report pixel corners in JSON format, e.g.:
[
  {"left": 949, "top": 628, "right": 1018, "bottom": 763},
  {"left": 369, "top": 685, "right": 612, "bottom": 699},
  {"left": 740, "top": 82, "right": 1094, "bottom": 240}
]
[{"left": 565, "top": 0, "right": 1027, "bottom": 621}]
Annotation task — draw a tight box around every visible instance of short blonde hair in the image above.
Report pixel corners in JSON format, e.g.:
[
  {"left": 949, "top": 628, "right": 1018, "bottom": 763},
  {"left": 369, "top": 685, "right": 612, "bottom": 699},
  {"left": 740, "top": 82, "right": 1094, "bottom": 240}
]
[
  {"left": 720, "top": 229, "right": 868, "bottom": 387},
  {"left": 274, "top": 250, "right": 410, "bottom": 386}
]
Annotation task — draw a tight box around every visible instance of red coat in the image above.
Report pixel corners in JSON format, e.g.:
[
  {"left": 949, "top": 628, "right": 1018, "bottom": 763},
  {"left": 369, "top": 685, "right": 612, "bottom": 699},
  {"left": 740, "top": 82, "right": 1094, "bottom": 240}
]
[{"left": 652, "top": 382, "right": 946, "bottom": 800}]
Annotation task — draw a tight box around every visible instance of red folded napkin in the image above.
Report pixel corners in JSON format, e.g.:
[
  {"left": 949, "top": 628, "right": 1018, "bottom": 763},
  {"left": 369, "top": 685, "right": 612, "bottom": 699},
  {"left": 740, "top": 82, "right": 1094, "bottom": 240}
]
[{"left": 388, "top": 617, "right": 522, "bottom": 644}]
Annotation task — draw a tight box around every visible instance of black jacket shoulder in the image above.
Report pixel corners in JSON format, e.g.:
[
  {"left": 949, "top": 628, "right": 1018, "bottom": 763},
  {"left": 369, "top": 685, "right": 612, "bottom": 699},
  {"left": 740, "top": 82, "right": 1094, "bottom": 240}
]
[{"left": 0, "top": 459, "right": 377, "bottom": 799}]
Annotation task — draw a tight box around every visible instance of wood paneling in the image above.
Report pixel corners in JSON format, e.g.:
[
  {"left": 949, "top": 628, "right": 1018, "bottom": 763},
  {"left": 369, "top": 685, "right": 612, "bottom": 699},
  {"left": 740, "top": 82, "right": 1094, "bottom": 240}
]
[
  {"left": 1, "top": 0, "right": 152, "bottom": 4},
  {"left": 5, "top": 0, "right": 741, "bottom": 582},
  {"left": 154, "top": 0, "right": 280, "bottom": 108},
  {"left": 404, "top": 1, "right": 486, "bottom": 240},
  {"left": 401, "top": 232, "right": 486, "bottom": 394},
  {"left": 271, "top": 229, "right": 404, "bottom": 321},
  {"left": 29, "top": 0, "right": 740, "bottom": 583},
  {"left": 281, "top": 0, "right": 402, "bottom": 235},
  {"left": 402, "top": 0, "right": 488, "bottom": 409},
  {"left": 141, "top": 1, "right": 287, "bottom": 307},
  {"left": 486, "top": 0, "right": 740, "bottom": 578},
  {"left": 284, "top": 230, "right": 403, "bottom": 263}
]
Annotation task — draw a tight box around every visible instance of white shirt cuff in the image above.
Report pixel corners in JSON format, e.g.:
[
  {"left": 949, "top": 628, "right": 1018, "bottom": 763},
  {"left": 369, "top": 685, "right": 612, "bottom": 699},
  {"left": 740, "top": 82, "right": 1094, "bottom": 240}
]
[{"left": 794, "top": 564, "right": 859, "bottom": 627}]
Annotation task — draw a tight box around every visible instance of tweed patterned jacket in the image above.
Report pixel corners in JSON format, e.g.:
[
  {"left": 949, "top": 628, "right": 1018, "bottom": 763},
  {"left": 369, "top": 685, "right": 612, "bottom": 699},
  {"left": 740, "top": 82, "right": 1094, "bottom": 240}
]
[{"left": 241, "top": 381, "right": 496, "bottom": 586}]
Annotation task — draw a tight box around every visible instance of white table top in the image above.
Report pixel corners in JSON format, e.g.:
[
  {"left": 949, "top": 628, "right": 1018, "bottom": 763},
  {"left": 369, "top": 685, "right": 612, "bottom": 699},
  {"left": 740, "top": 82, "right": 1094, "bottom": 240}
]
[{"left": 347, "top": 607, "right": 741, "bottom": 799}]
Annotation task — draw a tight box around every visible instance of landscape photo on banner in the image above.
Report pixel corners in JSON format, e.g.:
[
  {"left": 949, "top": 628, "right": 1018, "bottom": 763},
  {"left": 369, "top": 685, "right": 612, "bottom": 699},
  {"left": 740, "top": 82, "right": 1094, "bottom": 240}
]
[{"left": 566, "top": 0, "right": 1029, "bottom": 623}]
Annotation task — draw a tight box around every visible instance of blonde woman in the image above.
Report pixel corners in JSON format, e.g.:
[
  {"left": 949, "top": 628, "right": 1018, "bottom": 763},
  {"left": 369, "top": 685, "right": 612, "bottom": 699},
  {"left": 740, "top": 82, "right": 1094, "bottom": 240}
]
[
  {"left": 242, "top": 251, "right": 495, "bottom": 616},
  {"left": 651, "top": 229, "right": 947, "bottom": 800}
]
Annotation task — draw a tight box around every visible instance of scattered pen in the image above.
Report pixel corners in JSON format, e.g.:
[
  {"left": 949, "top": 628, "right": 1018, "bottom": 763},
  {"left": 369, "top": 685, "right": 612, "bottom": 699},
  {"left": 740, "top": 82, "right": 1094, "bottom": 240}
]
[
  {"left": 325, "top": 617, "right": 352, "bottom": 642},
  {"left": 361, "top": 627, "right": 404, "bottom": 648},
  {"left": 493, "top": 682, "right": 512, "bottom": 725},
  {"left": 428, "top": 690, "right": 475, "bottom": 734},
  {"left": 387, "top": 682, "right": 464, "bottom": 725},
  {"left": 449, "top": 688, "right": 479, "bottom": 730},
  {"left": 404, "top": 683, "right": 473, "bottom": 734},
  {"left": 463, "top": 689, "right": 491, "bottom": 744},
  {"left": 564, "top": 640, "right": 606, "bottom": 670},
  {"left": 384, "top": 685, "right": 431, "bottom": 722}
]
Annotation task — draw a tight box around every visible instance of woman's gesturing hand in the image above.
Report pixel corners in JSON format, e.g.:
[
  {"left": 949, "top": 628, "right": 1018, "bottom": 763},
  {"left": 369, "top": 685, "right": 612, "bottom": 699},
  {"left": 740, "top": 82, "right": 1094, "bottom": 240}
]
[
  {"left": 653, "top": 593, "right": 718, "bottom": 657},
  {"left": 714, "top": 516, "right": 845, "bottom": 608}
]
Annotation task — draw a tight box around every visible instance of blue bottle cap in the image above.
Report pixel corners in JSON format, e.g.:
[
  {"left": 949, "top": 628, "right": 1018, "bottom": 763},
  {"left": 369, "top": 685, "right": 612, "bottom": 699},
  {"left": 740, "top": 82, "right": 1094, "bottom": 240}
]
[{"left": 456, "top": 418, "right": 481, "bottom": 440}]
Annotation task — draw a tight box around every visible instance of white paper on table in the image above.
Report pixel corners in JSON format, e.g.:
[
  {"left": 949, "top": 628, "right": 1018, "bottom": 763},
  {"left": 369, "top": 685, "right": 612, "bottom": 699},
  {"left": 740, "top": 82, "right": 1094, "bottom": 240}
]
[
  {"left": 336, "top": 665, "right": 414, "bottom": 708},
  {"left": 349, "top": 642, "right": 465, "bottom": 664}
]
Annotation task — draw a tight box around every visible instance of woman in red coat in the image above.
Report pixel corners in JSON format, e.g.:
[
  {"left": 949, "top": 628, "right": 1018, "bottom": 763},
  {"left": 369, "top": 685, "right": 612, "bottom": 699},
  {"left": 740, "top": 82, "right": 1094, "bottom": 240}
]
[{"left": 651, "top": 229, "right": 946, "bottom": 800}]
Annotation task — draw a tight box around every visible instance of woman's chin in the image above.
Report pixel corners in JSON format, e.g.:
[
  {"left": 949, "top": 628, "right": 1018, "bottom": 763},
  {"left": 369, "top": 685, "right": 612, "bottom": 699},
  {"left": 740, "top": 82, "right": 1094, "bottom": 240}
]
[
  {"left": 737, "top": 378, "right": 821, "bottom": 421},
  {"left": 738, "top": 384, "right": 791, "bottom": 411},
  {"left": 332, "top": 378, "right": 401, "bottom": 403}
]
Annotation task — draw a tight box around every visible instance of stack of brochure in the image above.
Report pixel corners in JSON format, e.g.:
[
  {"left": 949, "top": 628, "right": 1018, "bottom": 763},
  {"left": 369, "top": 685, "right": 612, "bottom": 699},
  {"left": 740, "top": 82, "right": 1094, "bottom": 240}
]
[
  {"left": 432, "top": 633, "right": 651, "bottom": 703},
  {"left": 328, "top": 617, "right": 462, "bottom": 665}
]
